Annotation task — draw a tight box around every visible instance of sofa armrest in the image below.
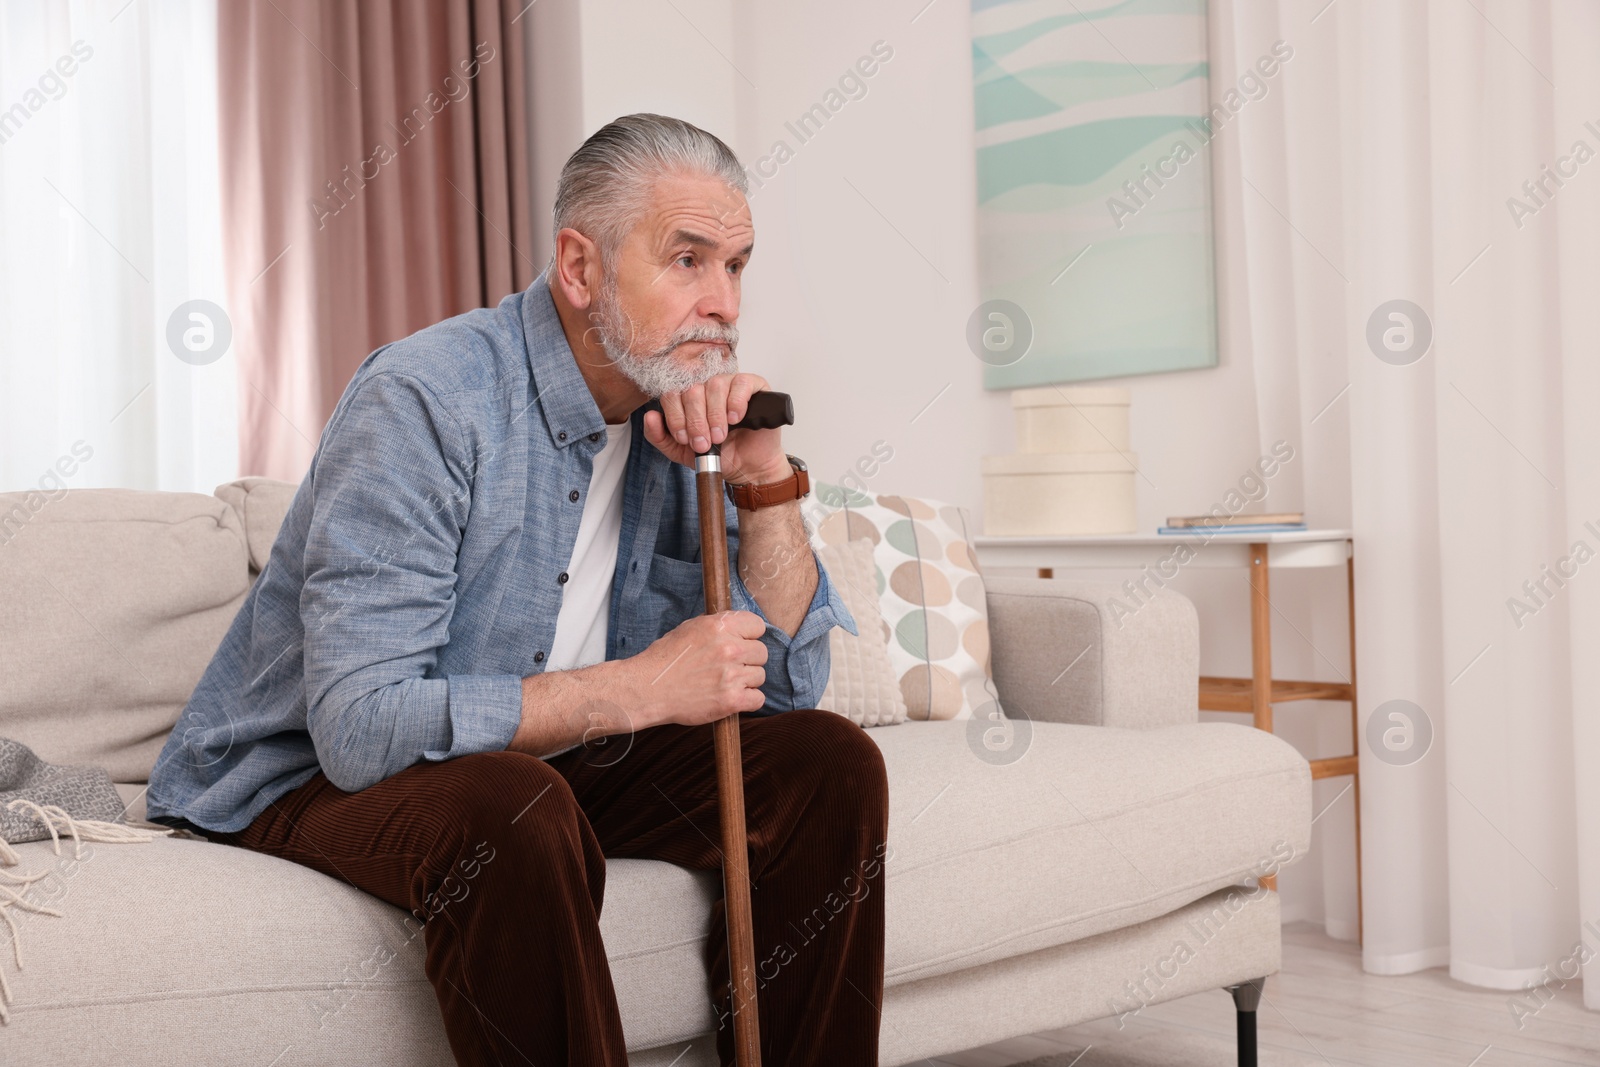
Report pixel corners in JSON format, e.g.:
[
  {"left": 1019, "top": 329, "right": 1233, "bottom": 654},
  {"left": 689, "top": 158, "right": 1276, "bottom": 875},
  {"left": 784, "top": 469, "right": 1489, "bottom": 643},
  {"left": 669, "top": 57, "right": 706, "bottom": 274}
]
[{"left": 985, "top": 576, "right": 1199, "bottom": 729}]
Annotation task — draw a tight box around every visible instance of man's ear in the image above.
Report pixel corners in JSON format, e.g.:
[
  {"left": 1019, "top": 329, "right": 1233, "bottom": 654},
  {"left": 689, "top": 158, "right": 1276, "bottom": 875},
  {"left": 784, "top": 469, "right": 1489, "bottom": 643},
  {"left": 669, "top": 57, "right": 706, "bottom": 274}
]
[{"left": 553, "top": 228, "right": 601, "bottom": 310}]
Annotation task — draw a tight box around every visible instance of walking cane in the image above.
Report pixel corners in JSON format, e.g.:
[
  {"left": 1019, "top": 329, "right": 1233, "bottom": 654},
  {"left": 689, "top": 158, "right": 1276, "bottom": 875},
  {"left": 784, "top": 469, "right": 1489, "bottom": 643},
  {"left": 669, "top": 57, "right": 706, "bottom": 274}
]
[{"left": 694, "top": 389, "right": 793, "bottom": 1067}]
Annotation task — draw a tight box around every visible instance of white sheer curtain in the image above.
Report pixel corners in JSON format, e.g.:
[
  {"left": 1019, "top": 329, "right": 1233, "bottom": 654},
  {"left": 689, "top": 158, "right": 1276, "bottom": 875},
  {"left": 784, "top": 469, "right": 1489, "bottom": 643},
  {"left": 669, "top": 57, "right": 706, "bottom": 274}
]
[
  {"left": 1211, "top": 0, "right": 1600, "bottom": 1005},
  {"left": 0, "top": 0, "right": 234, "bottom": 494}
]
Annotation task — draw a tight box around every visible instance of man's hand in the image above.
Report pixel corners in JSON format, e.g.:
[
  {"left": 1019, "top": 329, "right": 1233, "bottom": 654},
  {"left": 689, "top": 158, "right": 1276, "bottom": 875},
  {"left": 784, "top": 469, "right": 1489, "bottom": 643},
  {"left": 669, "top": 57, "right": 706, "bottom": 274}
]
[
  {"left": 510, "top": 611, "right": 769, "bottom": 758},
  {"left": 641, "top": 372, "right": 790, "bottom": 485},
  {"left": 628, "top": 611, "right": 770, "bottom": 726}
]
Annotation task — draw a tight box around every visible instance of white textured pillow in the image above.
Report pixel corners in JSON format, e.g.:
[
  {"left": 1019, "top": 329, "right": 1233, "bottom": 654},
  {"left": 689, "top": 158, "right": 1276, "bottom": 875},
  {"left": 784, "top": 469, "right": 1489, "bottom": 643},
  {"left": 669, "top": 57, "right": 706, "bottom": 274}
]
[{"left": 816, "top": 537, "right": 908, "bottom": 727}]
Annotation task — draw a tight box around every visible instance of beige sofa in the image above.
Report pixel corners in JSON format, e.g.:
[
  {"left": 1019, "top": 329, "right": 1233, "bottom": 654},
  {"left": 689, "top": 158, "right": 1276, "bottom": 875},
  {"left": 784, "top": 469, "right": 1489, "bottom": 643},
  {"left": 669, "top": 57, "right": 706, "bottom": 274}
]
[{"left": 0, "top": 479, "right": 1310, "bottom": 1066}]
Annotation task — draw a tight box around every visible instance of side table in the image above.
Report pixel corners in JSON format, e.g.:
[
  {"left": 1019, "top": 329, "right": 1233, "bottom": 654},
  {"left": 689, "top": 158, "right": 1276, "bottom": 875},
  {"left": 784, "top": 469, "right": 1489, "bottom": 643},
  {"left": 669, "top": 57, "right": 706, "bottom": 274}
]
[{"left": 972, "top": 529, "right": 1362, "bottom": 945}]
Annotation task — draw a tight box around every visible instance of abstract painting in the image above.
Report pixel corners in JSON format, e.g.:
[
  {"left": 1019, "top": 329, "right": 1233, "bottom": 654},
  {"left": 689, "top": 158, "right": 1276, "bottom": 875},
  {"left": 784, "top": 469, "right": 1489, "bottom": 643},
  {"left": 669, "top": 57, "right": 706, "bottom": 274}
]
[{"left": 971, "top": 0, "right": 1219, "bottom": 388}]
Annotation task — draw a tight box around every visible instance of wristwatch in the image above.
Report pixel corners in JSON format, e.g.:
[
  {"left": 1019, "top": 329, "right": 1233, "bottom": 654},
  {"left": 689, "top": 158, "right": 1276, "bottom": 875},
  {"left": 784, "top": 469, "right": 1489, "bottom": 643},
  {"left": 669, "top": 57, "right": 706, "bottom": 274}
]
[{"left": 725, "top": 454, "right": 810, "bottom": 510}]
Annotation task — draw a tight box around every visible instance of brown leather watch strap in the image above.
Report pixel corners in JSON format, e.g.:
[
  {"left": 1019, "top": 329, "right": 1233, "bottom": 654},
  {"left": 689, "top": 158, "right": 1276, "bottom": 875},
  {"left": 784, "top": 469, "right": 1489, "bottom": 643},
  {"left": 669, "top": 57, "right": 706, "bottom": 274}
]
[{"left": 726, "top": 456, "right": 810, "bottom": 511}]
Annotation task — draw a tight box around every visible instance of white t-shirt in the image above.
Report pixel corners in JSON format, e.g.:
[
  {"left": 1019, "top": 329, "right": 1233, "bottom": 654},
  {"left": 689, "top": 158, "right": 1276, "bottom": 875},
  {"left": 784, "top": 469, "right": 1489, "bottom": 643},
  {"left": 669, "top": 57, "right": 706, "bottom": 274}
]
[{"left": 546, "top": 418, "right": 634, "bottom": 672}]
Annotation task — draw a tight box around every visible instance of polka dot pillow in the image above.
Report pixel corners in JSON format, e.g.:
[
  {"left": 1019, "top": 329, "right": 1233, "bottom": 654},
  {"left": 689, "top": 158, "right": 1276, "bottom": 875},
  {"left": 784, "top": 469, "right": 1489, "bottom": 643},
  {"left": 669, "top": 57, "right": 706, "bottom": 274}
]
[{"left": 808, "top": 482, "right": 1004, "bottom": 722}]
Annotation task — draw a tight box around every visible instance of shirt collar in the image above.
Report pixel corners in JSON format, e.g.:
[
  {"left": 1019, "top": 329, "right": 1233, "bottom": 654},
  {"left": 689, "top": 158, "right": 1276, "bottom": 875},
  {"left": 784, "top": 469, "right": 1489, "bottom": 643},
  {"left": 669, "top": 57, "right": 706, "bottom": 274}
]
[{"left": 521, "top": 269, "right": 607, "bottom": 450}]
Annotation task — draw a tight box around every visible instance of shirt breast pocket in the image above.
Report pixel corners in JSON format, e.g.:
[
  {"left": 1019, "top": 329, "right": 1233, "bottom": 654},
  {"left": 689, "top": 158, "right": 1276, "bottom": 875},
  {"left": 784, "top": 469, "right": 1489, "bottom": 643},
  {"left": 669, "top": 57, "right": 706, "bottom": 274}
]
[{"left": 647, "top": 551, "right": 706, "bottom": 627}]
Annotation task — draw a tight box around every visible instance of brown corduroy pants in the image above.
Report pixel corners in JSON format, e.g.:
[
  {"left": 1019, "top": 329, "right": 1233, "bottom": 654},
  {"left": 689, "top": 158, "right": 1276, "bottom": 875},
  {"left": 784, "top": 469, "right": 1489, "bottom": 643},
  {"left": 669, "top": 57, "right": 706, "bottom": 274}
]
[{"left": 207, "top": 709, "right": 889, "bottom": 1067}]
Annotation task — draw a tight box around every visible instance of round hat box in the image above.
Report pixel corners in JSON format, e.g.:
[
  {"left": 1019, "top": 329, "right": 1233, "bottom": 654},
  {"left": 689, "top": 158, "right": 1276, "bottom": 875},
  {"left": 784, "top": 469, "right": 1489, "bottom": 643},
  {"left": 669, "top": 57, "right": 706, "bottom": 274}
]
[
  {"left": 980, "top": 451, "right": 1138, "bottom": 535},
  {"left": 1010, "top": 386, "right": 1131, "bottom": 455}
]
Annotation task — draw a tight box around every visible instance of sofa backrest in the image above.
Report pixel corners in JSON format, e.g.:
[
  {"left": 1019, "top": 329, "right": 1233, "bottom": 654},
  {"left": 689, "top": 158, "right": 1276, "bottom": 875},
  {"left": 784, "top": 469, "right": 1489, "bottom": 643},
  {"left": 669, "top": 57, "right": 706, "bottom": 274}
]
[
  {"left": 214, "top": 477, "right": 299, "bottom": 575},
  {"left": 0, "top": 479, "right": 299, "bottom": 783}
]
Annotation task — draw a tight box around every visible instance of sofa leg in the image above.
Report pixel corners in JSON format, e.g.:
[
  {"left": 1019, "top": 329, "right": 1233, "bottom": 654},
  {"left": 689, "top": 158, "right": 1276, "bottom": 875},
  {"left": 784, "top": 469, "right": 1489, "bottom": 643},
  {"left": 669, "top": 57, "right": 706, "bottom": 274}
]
[{"left": 1226, "top": 977, "right": 1265, "bottom": 1067}]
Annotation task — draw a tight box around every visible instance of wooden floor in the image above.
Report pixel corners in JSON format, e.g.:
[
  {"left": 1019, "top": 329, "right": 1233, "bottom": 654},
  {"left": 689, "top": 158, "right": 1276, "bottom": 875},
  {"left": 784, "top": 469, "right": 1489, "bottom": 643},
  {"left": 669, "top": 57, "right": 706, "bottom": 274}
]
[{"left": 928, "top": 923, "right": 1600, "bottom": 1067}]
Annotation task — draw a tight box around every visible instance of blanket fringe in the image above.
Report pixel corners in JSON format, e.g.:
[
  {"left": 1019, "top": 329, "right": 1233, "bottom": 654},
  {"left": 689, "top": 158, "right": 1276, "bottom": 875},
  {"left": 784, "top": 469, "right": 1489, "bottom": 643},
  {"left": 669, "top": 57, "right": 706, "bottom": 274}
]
[{"left": 0, "top": 798, "right": 172, "bottom": 1023}]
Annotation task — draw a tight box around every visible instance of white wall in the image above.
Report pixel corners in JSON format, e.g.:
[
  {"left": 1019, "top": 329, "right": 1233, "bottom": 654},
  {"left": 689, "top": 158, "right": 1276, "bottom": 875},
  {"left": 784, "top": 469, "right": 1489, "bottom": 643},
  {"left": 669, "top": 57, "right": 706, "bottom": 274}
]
[
  {"left": 728, "top": 2, "right": 1009, "bottom": 518},
  {"left": 526, "top": 0, "right": 1357, "bottom": 938}
]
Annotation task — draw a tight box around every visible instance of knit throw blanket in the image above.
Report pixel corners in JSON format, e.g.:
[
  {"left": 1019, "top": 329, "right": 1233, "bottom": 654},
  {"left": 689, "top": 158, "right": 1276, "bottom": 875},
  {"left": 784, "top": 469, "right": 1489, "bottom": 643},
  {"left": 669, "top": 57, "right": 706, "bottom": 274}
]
[{"left": 0, "top": 737, "right": 171, "bottom": 1023}]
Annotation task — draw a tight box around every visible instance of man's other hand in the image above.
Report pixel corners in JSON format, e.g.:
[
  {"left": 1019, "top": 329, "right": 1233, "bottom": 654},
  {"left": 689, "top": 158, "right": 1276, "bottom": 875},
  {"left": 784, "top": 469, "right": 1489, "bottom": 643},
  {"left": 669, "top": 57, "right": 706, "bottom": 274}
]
[
  {"left": 642, "top": 372, "right": 789, "bottom": 486},
  {"left": 629, "top": 610, "right": 769, "bottom": 726}
]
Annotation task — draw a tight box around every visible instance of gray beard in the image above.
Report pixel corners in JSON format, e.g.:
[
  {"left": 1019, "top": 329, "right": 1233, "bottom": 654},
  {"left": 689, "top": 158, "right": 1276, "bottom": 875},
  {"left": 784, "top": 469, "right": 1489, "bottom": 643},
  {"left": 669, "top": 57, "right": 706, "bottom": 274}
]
[{"left": 592, "top": 272, "right": 740, "bottom": 397}]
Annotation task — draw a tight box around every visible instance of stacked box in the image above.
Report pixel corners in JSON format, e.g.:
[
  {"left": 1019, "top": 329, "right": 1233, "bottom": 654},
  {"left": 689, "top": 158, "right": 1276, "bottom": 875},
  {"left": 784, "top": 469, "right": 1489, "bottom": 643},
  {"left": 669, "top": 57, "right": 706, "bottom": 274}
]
[{"left": 981, "top": 386, "right": 1137, "bottom": 535}]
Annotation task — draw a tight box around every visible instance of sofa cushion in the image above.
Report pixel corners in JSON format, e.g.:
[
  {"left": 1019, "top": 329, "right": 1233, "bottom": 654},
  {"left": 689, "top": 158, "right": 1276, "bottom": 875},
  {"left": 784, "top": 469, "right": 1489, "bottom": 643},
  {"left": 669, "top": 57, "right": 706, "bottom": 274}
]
[
  {"left": 816, "top": 537, "right": 908, "bottom": 727},
  {"left": 0, "top": 719, "right": 1307, "bottom": 1061},
  {"left": 872, "top": 719, "right": 1309, "bottom": 984},
  {"left": 0, "top": 835, "right": 719, "bottom": 1059},
  {"left": 0, "top": 489, "right": 250, "bottom": 783},
  {"left": 810, "top": 483, "right": 1000, "bottom": 721},
  {"left": 213, "top": 477, "right": 299, "bottom": 574}
]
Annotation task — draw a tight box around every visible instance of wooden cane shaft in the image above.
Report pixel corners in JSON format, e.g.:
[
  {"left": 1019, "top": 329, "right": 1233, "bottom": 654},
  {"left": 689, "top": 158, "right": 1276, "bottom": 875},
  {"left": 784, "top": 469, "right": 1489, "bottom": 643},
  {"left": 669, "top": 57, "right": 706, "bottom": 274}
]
[
  {"left": 699, "top": 469, "right": 733, "bottom": 615},
  {"left": 714, "top": 715, "right": 761, "bottom": 1064},
  {"left": 696, "top": 463, "right": 763, "bottom": 1066}
]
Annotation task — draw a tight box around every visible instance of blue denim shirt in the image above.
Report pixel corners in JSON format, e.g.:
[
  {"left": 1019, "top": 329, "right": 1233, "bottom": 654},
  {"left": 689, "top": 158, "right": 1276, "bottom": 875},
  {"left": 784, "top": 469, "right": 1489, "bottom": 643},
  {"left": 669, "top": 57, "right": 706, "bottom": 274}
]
[{"left": 146, "top": 274, "right": 856, "bottom": 834}]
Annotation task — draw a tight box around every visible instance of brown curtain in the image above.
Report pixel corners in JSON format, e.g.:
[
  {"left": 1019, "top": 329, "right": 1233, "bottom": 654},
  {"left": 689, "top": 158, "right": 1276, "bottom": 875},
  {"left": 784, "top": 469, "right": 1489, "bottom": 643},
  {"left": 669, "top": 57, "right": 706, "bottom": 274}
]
[{"left": 219, "top": 0, "right": 535, "bottom": 481}]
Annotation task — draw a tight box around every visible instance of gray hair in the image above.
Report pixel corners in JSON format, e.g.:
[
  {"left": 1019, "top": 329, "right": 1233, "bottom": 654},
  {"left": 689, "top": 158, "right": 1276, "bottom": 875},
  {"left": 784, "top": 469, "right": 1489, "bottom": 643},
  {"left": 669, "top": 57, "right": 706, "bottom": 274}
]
[{"left": 548, "top": 113, "right": 747, "bottom": 280}]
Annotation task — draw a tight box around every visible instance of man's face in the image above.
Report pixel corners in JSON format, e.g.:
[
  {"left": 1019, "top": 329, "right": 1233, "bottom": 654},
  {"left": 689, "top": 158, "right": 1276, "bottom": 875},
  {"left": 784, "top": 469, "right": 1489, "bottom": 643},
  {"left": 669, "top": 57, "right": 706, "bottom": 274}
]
[{"left": 589, "top": 172, "right": 753, "bottom": 398}]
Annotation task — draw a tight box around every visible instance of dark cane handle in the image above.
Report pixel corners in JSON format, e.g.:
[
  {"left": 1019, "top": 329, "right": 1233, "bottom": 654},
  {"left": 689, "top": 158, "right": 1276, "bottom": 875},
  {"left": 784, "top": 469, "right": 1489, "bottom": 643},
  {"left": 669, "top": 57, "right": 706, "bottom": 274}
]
[{"left": 732, "top": 391, "right": 794, "bottom": 431}]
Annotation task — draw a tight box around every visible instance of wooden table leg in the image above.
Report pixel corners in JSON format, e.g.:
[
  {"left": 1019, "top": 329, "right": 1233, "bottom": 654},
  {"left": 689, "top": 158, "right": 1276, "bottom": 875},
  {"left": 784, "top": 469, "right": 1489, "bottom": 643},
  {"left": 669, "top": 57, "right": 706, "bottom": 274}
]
[
  {"left": 1248, "top": 543, "right": 1278, "bottom": 890},
  {"left": 1248, "top": 543, "right": 1273, "bottom": 734},
  {"left": 1348, "top": 545, "right": 1363, "bottom": 946}
]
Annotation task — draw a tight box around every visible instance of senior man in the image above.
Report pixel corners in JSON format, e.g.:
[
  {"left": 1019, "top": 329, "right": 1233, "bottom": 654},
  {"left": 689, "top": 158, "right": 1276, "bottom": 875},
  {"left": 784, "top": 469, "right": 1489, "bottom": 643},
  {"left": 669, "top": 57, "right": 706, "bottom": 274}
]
[{"left": 146, "top": 113, "right": 887, "bottom": 1067}]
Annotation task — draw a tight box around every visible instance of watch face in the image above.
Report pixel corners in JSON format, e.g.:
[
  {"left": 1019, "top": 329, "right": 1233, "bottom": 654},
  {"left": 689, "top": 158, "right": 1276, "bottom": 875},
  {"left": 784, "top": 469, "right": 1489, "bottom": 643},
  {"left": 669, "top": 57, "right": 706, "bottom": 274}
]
[{"left": 786, "top": 453, "right": 807, "bottom": 472}]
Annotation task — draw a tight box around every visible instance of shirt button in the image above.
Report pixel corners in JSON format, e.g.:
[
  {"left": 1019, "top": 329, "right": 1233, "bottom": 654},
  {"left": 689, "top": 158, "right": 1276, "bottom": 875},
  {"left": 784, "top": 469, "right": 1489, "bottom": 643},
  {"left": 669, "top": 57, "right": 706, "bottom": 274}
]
[
  {"left": 533, "top": 651, "right": 545, "bottom": 662},
  {"left": 558, "top": 571, "right": 569, "bottom": 584},
  {"left": 557, "top": 431, "right": 567, "bottom": 441},
  {"left": 569, "top": 489, "right": 580, "bottom": 502},
  {"left": 588, "top": 432, "right": 601, "bottom": 442}
]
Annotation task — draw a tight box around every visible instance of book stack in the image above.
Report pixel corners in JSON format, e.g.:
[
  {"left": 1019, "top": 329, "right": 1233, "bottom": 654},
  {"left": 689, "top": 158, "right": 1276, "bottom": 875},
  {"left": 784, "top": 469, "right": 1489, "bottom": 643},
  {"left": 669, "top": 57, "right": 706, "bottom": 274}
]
[{"left": 1159, "top": 512, "right": 1306, "bottom": 535}]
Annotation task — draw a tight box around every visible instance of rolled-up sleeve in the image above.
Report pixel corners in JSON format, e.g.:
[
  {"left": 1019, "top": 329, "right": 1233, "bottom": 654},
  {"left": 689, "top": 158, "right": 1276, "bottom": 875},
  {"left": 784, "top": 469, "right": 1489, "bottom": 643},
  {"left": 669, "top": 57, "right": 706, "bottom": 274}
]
[
  {"left": 724, "top": 494, "right": 858, "bottom": 712},
  {"left": 299, "top": 371, "right": 522, "bottom": 793}
]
